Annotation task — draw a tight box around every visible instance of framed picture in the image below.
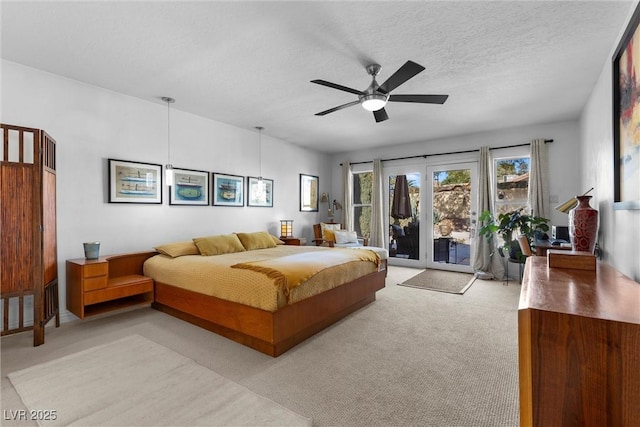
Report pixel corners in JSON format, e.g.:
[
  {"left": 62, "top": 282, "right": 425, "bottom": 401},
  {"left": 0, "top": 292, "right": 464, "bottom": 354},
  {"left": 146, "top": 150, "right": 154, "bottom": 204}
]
[
  {"left": 299, "top": 174, "right": 319, "bottom": 212},
  {"left": 108, "top": 158, "right": 162, "bottom": 204},
  {"left": 247, "top": 176, "right": 273, "bottom": 207},
  {"left": 613, "top": 3, "right": 640, "bottom": 210},
  {"left": 169, "top": 168, "right": 209, "bottom": 206},
  {"left": 212, "top": 173, "right": 244, "bottom": 206}
]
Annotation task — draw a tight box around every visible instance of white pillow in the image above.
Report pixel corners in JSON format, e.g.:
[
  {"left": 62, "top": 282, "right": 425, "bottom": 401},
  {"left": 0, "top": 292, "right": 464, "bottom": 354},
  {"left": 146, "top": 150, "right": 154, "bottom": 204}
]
[{"left": 334, "top": 230, "right": 358, "bottom": 244}]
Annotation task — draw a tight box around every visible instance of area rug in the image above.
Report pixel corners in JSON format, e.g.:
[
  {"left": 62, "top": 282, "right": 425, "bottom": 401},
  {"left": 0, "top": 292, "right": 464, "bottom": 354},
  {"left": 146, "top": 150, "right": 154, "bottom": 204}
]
[
  {"left": 8, "top": 335, "right": 312, "bottom": 426},
  {"left": 398, "top": 269, "right": 476, "bottom": 294}
]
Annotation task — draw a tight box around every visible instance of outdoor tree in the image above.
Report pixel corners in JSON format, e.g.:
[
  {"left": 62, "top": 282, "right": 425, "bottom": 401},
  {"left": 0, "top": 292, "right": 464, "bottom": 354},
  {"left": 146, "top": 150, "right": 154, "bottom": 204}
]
[
  {"left": 496, "top": 159, "right": 529, "bottom": 181},
  {"left": 440, "top": 169, "right": 470, "bottom": 185}
]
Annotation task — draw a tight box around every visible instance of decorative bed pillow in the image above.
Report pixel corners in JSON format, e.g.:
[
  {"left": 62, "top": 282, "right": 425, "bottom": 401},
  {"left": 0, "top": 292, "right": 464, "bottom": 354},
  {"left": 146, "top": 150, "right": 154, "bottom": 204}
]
[
  {"left": 334, "top": 230, "right": 359, "bottom": 244},
  {"left": 236, "top": 232, "right": 277, "bottom": 250},
  {"left": 154, "top": 241, "right": 200, "bottom": 258},
  {"left": 320, "top": 223, "right": 341, "bottom": 242},
  {"left": 193, "top": 234, "right": 246, "bottom": 256},
  {"left": 270, "top": 234, "right": 285, "bottom": 245}
]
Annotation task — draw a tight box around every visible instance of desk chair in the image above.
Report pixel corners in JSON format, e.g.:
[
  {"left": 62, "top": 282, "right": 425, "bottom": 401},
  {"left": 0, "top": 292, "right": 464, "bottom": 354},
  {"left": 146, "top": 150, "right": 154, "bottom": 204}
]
[
  {"left": 505, "top": 234, "right": 532, "bottom": 284},
  {"left": 517, "top": 234, "right": 533, "bottom": 257}
]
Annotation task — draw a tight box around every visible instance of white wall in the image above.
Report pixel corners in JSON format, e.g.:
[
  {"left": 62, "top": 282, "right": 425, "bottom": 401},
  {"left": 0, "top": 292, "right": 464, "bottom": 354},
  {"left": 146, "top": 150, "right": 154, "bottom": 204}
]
[
  {"left": 580, "top": 3, "right": 640, "bottom": 281},
  {"left": 2, "top": 60, "right": 331, "bottom": 323},
  {"left": 330, "top": 120, "right": 581, "bottom": 228}
]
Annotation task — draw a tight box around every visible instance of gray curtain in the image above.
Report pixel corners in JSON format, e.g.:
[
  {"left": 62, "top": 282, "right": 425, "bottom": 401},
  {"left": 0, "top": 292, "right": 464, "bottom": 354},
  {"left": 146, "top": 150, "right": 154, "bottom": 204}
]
[
  {"left": 528, "top": 139, "right": 549, "bottom": 219},
  {"left": 342, "top": 161, "right": 353, "bottom": 231},
  {"left": 472, "top": 147, "right": 505, "bottom": 279},
  {"left": 369, "top": 159, "right": 385, "bottom": 248}
]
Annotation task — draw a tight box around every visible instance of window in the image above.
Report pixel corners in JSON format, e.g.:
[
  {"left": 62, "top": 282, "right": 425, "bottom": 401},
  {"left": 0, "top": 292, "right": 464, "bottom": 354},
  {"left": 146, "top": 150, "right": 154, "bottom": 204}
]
[
  {"left": 493, "top": 156, "right": 530, "bottom": 215},
  {"left": 353, "top": 171, "right": 372, "bottom": 238}
]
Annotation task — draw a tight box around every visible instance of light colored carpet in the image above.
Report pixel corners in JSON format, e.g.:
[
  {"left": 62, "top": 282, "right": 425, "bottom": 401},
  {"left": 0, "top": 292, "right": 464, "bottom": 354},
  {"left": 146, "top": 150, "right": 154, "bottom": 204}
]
[
  {"left": 8, "top": 335, "right": 311, "bottom": 427},
  {"left": 1, "top": 266, "right": 520, "bottom": 426},
  {"left": 398, "top": 268, "right": 476, "bottom": 294}
]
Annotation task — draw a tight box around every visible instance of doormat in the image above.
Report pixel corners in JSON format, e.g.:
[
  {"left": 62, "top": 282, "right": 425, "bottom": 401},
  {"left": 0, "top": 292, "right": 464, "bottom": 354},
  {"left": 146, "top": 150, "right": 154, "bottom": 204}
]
[{"left": 398, "top": 269, "right": 476, "bottom": 294}]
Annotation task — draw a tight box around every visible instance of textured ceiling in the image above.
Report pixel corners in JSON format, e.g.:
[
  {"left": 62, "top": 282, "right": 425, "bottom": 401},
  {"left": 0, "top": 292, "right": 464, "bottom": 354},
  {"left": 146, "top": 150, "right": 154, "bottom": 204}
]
[{"left": 1, "top": 1, "right": 633, "bottom": 153}]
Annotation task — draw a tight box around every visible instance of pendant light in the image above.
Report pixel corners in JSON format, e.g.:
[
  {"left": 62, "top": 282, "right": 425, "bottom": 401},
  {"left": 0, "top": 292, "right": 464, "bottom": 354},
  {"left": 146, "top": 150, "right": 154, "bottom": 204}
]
[
  {"left": 255, "top": 126, "right": 266, "bottom": 192},
  {"left": 162, "top": 96, "right": 175, "bottom": 186}
]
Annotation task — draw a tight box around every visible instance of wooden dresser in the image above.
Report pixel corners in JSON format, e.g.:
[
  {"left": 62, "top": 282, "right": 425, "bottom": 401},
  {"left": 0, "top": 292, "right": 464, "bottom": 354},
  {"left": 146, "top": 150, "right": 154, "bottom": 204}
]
[
  {"left": 518, "top": 256, "right": 640, "bottom": 426},
  {"left": 66, "top": 251, "right": 157, "bottom": 319}
]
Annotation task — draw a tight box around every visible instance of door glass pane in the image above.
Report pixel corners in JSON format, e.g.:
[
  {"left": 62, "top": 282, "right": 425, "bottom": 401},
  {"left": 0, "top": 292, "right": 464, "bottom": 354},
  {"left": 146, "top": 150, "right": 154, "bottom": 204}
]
[
  {"left": 432, "top": 169, "right": 471, "bottom": 266},
  {"left": 389, "top": 173, "right": 420, "bottom": 260}
]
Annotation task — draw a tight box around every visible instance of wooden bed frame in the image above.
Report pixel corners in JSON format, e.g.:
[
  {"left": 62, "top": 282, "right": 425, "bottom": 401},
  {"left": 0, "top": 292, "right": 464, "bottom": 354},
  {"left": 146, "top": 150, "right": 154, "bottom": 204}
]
[
  {"left": 153, "top": 270, "right": 385, "bottom": 357},
  {"left": 115, "top": 251, "right": 386, "bottom": 357}
]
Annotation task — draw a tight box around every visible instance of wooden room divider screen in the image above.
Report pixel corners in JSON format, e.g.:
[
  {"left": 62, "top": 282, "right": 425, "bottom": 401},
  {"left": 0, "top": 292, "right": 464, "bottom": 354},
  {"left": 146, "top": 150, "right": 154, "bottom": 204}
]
[{"left": 1, "top": 124, "right": 59, "bottom": 346}]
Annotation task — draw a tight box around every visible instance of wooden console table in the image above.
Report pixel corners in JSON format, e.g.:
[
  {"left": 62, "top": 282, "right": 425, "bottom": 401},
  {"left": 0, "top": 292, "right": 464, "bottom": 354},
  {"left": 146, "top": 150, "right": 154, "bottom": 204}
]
[
  {"left": 518, "top": 256, "right": 640, "bottom": 426},
  {"left": 67, "top": 251, "right": 157, "bottom": 319}
]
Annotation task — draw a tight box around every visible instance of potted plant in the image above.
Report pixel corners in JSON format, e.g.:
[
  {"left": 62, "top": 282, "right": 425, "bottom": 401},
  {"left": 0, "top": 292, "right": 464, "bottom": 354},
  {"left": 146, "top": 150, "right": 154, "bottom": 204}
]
[{"left": 478, "top": 208, "right": 549, "bottom": 261}]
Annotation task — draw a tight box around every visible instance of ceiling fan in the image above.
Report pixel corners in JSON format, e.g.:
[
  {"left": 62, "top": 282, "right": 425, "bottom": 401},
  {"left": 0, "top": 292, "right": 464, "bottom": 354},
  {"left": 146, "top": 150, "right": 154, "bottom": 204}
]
[{"left": 311, "top": 60, "right": 448, "bottom": 123}]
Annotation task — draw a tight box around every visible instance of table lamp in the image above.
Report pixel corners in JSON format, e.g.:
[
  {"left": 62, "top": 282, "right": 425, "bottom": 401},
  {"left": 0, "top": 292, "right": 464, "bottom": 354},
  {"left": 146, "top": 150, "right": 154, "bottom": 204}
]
[{"left": 280, "top": 220, "right": 293, "bottom": 238}]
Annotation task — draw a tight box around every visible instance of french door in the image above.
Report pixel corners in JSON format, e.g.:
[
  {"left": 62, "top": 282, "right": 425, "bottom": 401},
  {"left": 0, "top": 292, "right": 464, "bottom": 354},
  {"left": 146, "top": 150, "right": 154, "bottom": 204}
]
[
  {"left": 426, "top": 162, "right": 478, "bottom": 273},
  {"left": 385, "top": 165, "right": 426, "bottom": 268}
]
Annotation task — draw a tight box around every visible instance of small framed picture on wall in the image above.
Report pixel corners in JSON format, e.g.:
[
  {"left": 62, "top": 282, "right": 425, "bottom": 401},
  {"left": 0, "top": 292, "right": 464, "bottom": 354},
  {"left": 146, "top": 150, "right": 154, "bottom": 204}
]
[
  {"left": 247, "top": 176, "right": 273, "bottom": 207},
  {"left": 299, "top": 174, "right": 319, "bottom": 212},
  {"left": 212, "top": 173, "right": 244, "bottom": 207},
  {"left": 108, "top": 158, "right": 162, "bottom": 204},
  {"left": 169, "top": 168, "right": 209, "bottom": 206}
]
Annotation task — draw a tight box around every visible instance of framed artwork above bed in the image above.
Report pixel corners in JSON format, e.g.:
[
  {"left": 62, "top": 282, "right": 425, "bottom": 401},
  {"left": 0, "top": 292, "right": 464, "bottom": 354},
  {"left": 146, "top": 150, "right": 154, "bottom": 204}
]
[
  {"left": 247, "top": 176, "right": 273, "bottom": 207},
  {"left": 212, "top": 173, "right": 244, "bottom": 207},
  {"left": 108, "top": 158, "right": 162, "bottom": 204},
  {"left": 169, "top": 168, "right": 209, "bottom": 206}
]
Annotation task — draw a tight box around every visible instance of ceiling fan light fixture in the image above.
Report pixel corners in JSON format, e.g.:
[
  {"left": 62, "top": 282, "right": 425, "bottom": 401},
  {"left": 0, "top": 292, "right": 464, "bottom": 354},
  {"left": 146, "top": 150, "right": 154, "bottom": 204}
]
[{"left": 360, "top": 93, "right": 387, "bottom": 111}]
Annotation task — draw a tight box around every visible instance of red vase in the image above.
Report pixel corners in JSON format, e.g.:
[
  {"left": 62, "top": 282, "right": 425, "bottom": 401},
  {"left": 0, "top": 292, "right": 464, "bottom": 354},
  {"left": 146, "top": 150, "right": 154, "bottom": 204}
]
[{"left": 568, "top": 195, "right": 598, "bottom": 253}]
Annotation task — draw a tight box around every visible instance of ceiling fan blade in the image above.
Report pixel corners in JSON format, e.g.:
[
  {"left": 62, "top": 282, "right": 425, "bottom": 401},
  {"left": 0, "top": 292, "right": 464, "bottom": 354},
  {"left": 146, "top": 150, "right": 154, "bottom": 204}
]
[
  {"left": 373, "top": 108, "right": 389, "bottom": 123},
  {"left": 311, "top": 79, "right": 363, "bottom": 95},
  {"left": 377, "top": 61, "right": 425, "bottom": 94},
  {"left": 388, "top": 94, "right": 449, "bottom": 104},
  {"left": 315, "top": 100, "right": 361, "bottom": 116}
]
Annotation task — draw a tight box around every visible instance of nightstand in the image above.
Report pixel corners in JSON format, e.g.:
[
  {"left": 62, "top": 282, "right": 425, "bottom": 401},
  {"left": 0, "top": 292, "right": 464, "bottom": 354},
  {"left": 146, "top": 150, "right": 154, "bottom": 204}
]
[
  {"left": 280, "top": 237, "right": 306, "bottom": 246},
  {"left": 66, "top": 252, "right": 155, "bottom": 319}
]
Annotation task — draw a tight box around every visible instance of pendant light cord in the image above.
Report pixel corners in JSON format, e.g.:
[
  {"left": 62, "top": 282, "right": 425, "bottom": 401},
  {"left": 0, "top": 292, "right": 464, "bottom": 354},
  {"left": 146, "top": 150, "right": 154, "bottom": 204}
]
[
  {"left": 167, "top": 100, "right": 171, "bottom": 165},
  {"left": 255, "top": 126, "right": 264, "bottom": 181},
  {"left": 162, "top": 97, "right": 175, "bottom": 168}
]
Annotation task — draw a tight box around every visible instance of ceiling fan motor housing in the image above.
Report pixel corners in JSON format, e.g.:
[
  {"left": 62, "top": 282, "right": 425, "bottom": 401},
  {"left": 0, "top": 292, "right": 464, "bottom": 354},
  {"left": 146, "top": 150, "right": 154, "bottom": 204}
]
[{"left": 360, "top": 64, "right": 387, "bottom": 111}]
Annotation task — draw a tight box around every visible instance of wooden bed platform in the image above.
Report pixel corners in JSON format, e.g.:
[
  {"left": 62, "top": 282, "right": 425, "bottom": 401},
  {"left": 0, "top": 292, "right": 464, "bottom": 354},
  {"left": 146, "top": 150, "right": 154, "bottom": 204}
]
[{"left": 152, "top": 269, "right": 386, "bottom": 357}]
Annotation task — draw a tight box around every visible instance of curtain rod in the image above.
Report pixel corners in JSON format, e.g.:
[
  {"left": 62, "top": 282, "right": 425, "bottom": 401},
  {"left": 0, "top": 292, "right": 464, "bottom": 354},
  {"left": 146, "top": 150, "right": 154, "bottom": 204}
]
[{"left": 340, "top": 139, "right": 554, "bottom": 166}]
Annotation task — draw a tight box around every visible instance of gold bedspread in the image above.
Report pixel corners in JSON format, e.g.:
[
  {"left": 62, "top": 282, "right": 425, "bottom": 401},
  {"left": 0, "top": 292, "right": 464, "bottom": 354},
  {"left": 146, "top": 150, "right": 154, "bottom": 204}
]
[{"left": 143, "top": 246, "right": 379, "bottom": 312}]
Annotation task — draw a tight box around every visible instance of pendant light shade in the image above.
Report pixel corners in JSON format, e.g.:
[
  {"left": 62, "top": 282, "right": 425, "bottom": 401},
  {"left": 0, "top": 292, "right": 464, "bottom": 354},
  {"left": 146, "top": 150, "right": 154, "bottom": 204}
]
[{"left": 162, "top": 96, "right": 175, "bottom": 187}]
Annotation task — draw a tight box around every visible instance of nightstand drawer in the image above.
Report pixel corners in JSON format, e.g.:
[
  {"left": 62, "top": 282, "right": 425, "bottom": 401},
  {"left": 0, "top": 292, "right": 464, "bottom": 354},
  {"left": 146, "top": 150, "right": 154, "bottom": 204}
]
[
  {"left": 84, "top": 280, "right": 153, "bottom": 305},
  {"left": 83, "top": 276, "right": 108, "bottom": 291},
  {"left": 83, "top": 262, "right": 108, "bottom": 278}
]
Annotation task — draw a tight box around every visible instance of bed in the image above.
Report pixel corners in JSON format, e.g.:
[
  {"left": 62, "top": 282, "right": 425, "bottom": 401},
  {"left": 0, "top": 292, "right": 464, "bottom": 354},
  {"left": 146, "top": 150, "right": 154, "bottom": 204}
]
[{"left": 143, "top": 232, "right": 386, "bottom": 357}]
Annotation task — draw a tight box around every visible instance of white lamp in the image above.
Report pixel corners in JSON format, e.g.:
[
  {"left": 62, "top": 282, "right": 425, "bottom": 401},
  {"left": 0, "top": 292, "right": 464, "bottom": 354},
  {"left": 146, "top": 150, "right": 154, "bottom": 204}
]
[{"left": 162, "top": 96, "right": 175, "bottom": 187}]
